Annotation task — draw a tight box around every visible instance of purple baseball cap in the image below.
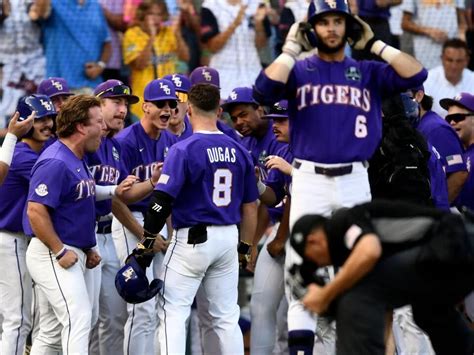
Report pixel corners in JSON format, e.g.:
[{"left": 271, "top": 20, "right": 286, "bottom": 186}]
[
  {"left": 163, "top": 74, "right": 191, "bottom": 93},
  {"left": 144, "top": 79, "right": 177, "bottom": 102},
  {"left": 440, "top": 92, "right": 474, "bottom": 112},
  {"left": 221, "top": 87, "right": 259, "bottom": 112},
  {"left": 37, "top": 77, "right": 74, "bottom": 98},
  {"left": 94, "top": 80, "right": 139, "bottom": 104},
  {"left": 411, "top": 84, "right": 424, "bottom": 92},
  {"left": 263, "top": 100, "right": 289, "bottom": 119},
  {"left": 189, "top": 66, "right": 220, "bottom": 88}
]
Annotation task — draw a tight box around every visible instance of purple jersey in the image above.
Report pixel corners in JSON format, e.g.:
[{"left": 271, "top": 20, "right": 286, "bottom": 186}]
[
  {"left": 255, "top": 57, "right": 427, "bottom": 163},
  {"left": 85, "top": 137, "right": 127, "bottom": 217},
  {"left": 27, "top": 140, "right": 96, "bottom": 248},
  {"left": 115, "top": 122, "right": 177, "bottom": 213},
  {"left": 240, "top": 124, "right": 286, "bottom": 180},
  {"left": 157, "top": 132, "right": 258, "bottom": 229},
  {"left": 417, "top": 111, "right": 467, "bottom": 174},
  {"left": 175, "top": 115, "right": 193, "bottom": 141},
  {"left": 427, "top": 144, "right": 450, "bottom": 211},
  {"left": 0, "top": 143, "right": 39, "bottom": 233},
  {"left": 455, "top": 145, "right": 474, "bottom": 210}
]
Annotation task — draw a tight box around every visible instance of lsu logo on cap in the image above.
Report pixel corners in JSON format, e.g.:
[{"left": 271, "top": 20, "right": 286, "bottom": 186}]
[
  {"left": 51, "top": 80, "right": 63, "bottom": 90},
  {"left": 122, "top": 266, "right": 136, "bottom": 282},
  {"left": 172, "top": 75, "right": 182, "bottom": 88},
  {"left": 40, "top": 99, "right": 53, "bottom": 111},
  {"left": 35, "top": 183, "right": 48, "bottom": 197},
  {"left": 202, "top": 69, "right": 212, "bottom": 82},
  {"left": 230, "top": 91, "right": 238, "bottom": 100},
  {"left": 325, "top": 0, "right": 338, "bottom": 9},
  {"left": 160, "top": 82, "right": 170, "bottom": 95}
]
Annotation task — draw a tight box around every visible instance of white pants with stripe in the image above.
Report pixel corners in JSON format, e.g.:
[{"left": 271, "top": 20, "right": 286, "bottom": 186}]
[
  {"left": 26, "top": 238, "right": 92, "bottom": 355},
  {"left": 0, "top": 231, "right": 32, "bottom": 355},
  {"left": 286, "top": 160, "right": 372, "bottom": 354},
  {"left": 111, "top": 211, "right": 165, "bottom": 355},
  {"left": 157, "top": 225, "right": 243, "bottom": 355}
]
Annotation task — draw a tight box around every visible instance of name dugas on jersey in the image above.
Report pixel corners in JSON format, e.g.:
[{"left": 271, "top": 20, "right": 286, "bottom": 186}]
[
  {"left": 296, "top": 84, "right": 371, "bottom": 112},
  {"left": 206, "top": 146, "right": 237, "bottom": 164}
]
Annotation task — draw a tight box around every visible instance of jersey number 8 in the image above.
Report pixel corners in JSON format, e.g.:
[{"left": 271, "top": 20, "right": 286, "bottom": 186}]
[{"left": 212, "top": 169, "right": 232, "bottom": 207}]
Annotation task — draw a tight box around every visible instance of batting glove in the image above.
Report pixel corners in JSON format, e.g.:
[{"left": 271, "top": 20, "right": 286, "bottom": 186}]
[
  {"left": 348, "top": 15, "right": 377, "bottom": 52},
  {"left": 282, "top": 22, "right": 315, "bottom": 58},
  {"left": 238, "top": 241, "right": 252, "bottom": 269}
]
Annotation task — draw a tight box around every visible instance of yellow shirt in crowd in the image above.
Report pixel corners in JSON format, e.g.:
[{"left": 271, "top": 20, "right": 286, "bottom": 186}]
[{"left": 123, "top": 25, "right": 178, "bottom": 118}]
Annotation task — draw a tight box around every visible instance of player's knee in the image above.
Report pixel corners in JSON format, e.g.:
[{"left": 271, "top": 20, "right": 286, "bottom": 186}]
[{"left": 288, "top": 330, "right": 314, "bottom": 355}]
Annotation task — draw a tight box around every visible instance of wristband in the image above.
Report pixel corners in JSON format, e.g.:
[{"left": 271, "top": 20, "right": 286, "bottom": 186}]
[
  {"left": 97, "top": 61, "right": 106, "bottom": 69},
  {"left": 274, "top": 53, "right": 297, "bottom": 71},
  {"left": 95, "top": 185, "right": 117, "bottom": 201},
  {"left": 257, "top": 179, "right": 266, "bottom": 196},
  {"left": 0, "top": 132, "right": 18, "bottom": 166},
  {"left": 55, "top": 247, "right": 68, "bottom": 260},
  {"left": 149, "top": 178, "right": 156, "bottom": 188},
  {"left": 371, "top": 40, "right": 401, "bottom": 64},
  {"left": 238, "top": 241, "right": 251, "bottom": 254}
]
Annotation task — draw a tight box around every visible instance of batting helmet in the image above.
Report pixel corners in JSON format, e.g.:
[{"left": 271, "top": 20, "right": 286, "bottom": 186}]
[
  {"left": 16, "top": 94, "right": 57, "bottom": 138},
  {"left": 115, "top": 255, "right": 163, "bottom": 304},
  {"left": 307, "top": 0, "right": 354, "bottom": 26}
]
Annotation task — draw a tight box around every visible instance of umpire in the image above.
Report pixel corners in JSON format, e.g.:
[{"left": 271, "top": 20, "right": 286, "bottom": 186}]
[{"left": 289, "top": 200, "right": 474, "bottom": 355}]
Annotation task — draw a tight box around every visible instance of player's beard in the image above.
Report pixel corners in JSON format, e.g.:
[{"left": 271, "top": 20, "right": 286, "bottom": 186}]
[{"left": 316, "top": 34, "right": 347, "bottom": 54}]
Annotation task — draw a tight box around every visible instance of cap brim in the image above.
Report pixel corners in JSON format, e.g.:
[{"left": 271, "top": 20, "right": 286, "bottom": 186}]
[
  {"left": 145, "top": 96, "right": 177, "bottom": 102},
  {"left": 262, "top": 114, "right": 288, "bottom": 119},
  {"left": 110, "top": 94, "right": 140, "bottom": 104},
  {"left": 439, "top": 98, "right": 461, "bottom": 111},
  {"left": 49, "top": 92, "right": 75, "bottom": 98},
  {"left": 221, "top": 100, "right": 258, "bottom": 112}
]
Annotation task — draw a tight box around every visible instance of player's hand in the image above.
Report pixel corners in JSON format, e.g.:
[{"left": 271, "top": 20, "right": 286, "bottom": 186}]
[
  {"left": 85, "top": 249, "right": 102, "bottom": 269},
  {"left": 58, "top": 249, "right": 79, "bottom": 269},
  {"left": 8, "top": 111, "right": 35, "bottom": 138},
  {"left": 302, "top": 284, "right": 330, "bottom": 315},
  {"left": 265, "top": 155, "right": 293, "bottom": 176},
  {"left": 246, "top": 247, "right": 258, "bottom": 273},
  {"left": 348, "top": 15, "right": 374, "bottom": 50},
  {"left": 152, "top": 234, "right": 170, "bottom": 253},
  {"left": 150, "top": 162, "right": 163, "bottom": 186},
  {"left": 84, "top": 62, "right": 103, "bottom": 80},
  {"left": 234, "top": 4, "right": 247, "bottom": 28},
  {"left": 115, "top": 175, "right": 139, "bottom": 198},
  {"left": 267, "top": 237, "right": 286, "bottom": 258},
  {"left": 282, "top": 22, "right": 313, "bottom": 58},
  {"left": 425, "top": 27, "right": 448, "bottom": 44}
]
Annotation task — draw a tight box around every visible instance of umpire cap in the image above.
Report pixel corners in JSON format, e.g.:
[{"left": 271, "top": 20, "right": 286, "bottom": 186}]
[
  {"left": 115, "top": 256, "right": 163, "bottom": 304},
  {"left": 290, "top": 214, "right": 328, "bottom": 259}
]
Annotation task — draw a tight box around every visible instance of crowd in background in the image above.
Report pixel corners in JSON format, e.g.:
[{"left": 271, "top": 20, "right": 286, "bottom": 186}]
[{"left": 0, "top": 0, "right": 473, "bottom": 138}]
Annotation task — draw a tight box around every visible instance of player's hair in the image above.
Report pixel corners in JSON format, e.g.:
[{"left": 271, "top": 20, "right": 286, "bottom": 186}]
[
  {"left": 419, "top": 93, "right": 433, "bottom": 111},
  {"left": 135, "top": 0, "right": 169, "bottom": 23},
  {"left": 442, "top": 38, "right": 471, "bottom": 57},
  {"left": 56, "top": 95, "right": 101, "bottom": 138},
  {"left": 188, "top": 84, "right": 221, "bottom": 113}
]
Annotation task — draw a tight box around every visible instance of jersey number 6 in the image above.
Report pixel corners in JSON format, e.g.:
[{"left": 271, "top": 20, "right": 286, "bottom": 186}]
[{"left": 355, "top": 115, "right": 368, "bottom": 138}]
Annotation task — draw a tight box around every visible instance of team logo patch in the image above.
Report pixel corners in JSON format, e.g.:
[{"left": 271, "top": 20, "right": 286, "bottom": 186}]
[
  {"left": 345, "top": 67, "right": 361, "bottom": 81},
  {"left": 172, "top": 75, "right": 182, "bottom": 88},
  {"left": 40, "top": 99, "right": 52, "bottom": 111},
  {"left": 324, "top": 0, "right": 338, "bottom": 9},
  {"left": 202, "top": 69, "right": 212, "bottom": 82},
  {"left": 164, "top": 146, "right": 169, "bottom": 158},
  {"left": 446, "top": 154, "right": 463, "bottom": 166},
  {"left": 51, "top": 80, "right": 63, "bottom": 90},
  {"left": 344, "top": 224, "right": 362, "bottom": 249},
  {"left": 112, "top": 146, "right": 120, "bottom": 161},
  {"left": 35, "top": 184, "right": 48, "bottom": 197},
  {"left": 160, "top": 82, "right": 171, "bottom": 95},
  {"left": 258, "top": 150, "right": 268, "bottom": 165},
  {"left": 122, "top": 266, "right": 136, "bottom": 282},
  {"left": 230, "top": 90, "right": 238, "bottom": 101}
]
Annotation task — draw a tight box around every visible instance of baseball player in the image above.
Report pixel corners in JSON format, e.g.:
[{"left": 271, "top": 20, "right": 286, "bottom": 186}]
[
  {"left": 139, "top": 83, "right": 258, "bottom": 354},
  {"left": 163, "top": 73, "right": 193, "bottom": 140},
  {"left": 250, "top": 100, "right": 294, "bottom": 355},
  {"left": 37, "top": 77, "right": 75, "bottom": 113},
  {"left": 0, "top": 96, "right": 54, "bottom": 355},
  {"left": 0, "top": 112, "right": 34, "bottom": 186},
  {"left": 25, "top": 95, "right": 134, "bottom": 354},
  {"left": 253, "top": 0, "right": 427, "bottom": 353},
  {"left": 111, "top": 78, "right": 177, "bottom": 355}
]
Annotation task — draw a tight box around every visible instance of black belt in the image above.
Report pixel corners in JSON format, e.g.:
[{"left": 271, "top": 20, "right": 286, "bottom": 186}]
[
  {"left": 96, "top": 221, "right": 112, "bottom": 234},
  {"left": 293, "top": 161, "right": 353, "bottom": 177}
]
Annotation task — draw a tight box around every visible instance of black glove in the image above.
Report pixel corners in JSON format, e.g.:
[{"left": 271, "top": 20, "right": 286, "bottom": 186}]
[{"left": 287, "top": 261, "right": 326, "bottom": 300}]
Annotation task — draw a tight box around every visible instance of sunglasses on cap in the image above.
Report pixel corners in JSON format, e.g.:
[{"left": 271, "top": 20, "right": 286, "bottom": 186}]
[
  {"left": 96, "top": 84, "right": 132, "bottom": 98},
  {"left": 176, "top": 92, "right": 188, "bottom": 103},
  {"left": 151, "top": 100, "right": 178, "bottom": 109},
  {"left": 445, "top": 112, "right": 474, "bottom": 123}
]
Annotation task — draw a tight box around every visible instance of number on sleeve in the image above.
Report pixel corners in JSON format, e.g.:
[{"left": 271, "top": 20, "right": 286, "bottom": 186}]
[
  {"left": 212, "top": 169, "right": 232, "bottom": 207},
  {"left": 355, "top": 115, "right": 368, "bottom": 138}
]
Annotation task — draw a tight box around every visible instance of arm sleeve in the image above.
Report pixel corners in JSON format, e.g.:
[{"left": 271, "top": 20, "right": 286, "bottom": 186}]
[
  {"left": 373, "top": 63, "right": 428, "bottom": 96},
  {"left": 430, "top": 127, "right": 467, "bottom": 174},
  {"left": 200, "top": 7, "right": 219, "bottom": 43},
  {"left": 28, "top": 159, "right": 66, "bottom": 209},
  {"left": 253, "top": 70, "right": 295, "bottom": 105},
  {"left": 156, "top": 146, "right": 187, "bottom": 198},
  {"left": 143, "top": 190, "right": 173, "bottom": 235}
]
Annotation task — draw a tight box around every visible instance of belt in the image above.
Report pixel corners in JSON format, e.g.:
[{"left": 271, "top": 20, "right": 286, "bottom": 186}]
[
  {"left": 96, "top": 221, "right": 112, "bottom": 234},
  {"left": 293, "top": 161, "right": 353, "bottom": 177}
]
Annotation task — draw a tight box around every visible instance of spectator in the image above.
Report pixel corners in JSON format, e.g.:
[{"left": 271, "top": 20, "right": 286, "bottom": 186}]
[
  {"left": 123, "top": 0, "right": 190, "bottom": 118},
  {"left": 200, "top": 0, "right": 268, "bottom": 97},
  {"left": 33, "top": 0, "right": 112, "bottom": 93},
  {"left": 276, "top": 0, "right": 311, "bottom": 55},
  {"left": 177, "top": 0, "right": 202, "bottom": 72},
  {"left": 401, "top": 0, "right": 467, "bottom": 69},
  {"left": 100, "top": 0, "right": 128, "bottom": 83},
  {"left": 0, "top": 0, "right": 45, "bottom": 135},
  {"left": 423, "top": 39, "right": 474, "bottom": 117}
]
